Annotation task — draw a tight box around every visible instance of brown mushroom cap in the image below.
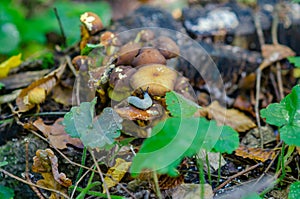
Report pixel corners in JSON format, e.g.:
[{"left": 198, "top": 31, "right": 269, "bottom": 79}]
[
  {"left": 116, "top": 42, "right": 141, "bottom": 66},
  {"left": 109, "top": 65, "right": 136, "bottom": 92},
  {"left": 154, "top": 36, "right": 180, "bottom": 59},
  {"left": 80, "top": 12, "right": 103, "bottom": 35},
  {"left": 130, "top": 64, "right": 177, "bottom": 96},
  {"left": 132, "top": 47, "right": 166, "bottom": 67}
]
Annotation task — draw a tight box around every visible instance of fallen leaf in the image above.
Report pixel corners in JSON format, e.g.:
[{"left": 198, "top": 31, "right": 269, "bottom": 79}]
[
  {"left": 0, "top": 53, "right": 22, "bottom": 78},
  {"left": 235, "top": 145, "right": 276, "bottom": 162},
  {"left": 32, "top": 149, "right": 71, "bottom": 198},
  {"left": 158, "top": 174, "right": 184, "bottom": 190},
  {"left": 52, "top": 84, "right": 73, "bottom": 106},
  {"left": 103, "top": 158, "right": 131, "bottom": 192},
  {"left": 198, "top": 149, "right": 226, "bottom": 170},
  {"left": 172, "top": 184, "right": 213, "bottom": 199},
  {"left": 260, "top": 44, "right": 295, "bottom": 70},
  {"left": 115, "top": 103, "right": 164, "bottom": 121},
  {"left": 16, "top": 63, "right": 66, "bottom": 112},
  {"left": 195, "top": 101, "right": 256, "bottom": 132},
  {"left": 33, "top": 118, "right": 83, "bottom": 150}
]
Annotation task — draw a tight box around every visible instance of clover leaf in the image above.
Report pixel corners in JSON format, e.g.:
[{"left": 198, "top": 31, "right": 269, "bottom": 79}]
[
  {"left": 130, "top": 116, "right": 239, "bottom": 176},
  {"left": 260, "top": 85, "right": 300, "bottom": 146},
  {"left": 63, "top": 98, "right": 123, "bottom": 148},
  {"left": 165, "top": 91, "right": 201, "bottom": 118}
]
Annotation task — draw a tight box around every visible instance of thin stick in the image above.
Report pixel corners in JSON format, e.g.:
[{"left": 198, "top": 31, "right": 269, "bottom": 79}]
[
  {"left": 254, "top": 13, "right": 265, "bottom": 47},
  {"left": 53, "top": 7, "right": 67, "bottom": 47},
  {"left": 0, "top": 168, "right": 70, "bottom": 199},
  {"left": 255, "top": 69, "right": 264, "bottom": 148},
  {"left": 89, "top": 149, "right": 111, "bottom": 199},
  {"left": 65, "top": 55, "right": 80, "bottom": 105},
  {"left": 213, "top": 162, "right": 263, "bottom": 193},
  {"left": 25, "top": 139, "right": 46, "bottom": 199},
  {"left": 70, "top": 164, "right": 95, "bottom": 199},
  {"left": 276, "top": 62, "right": 284, "bottom": 99}
]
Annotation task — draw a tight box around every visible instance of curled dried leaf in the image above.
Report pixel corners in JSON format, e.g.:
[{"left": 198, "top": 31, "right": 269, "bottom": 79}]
[
  {"left": 32, "top": 149, "right": 71, "bottom": 198},
  {"left": 16, "top": 63, "right": 66, "bottom": 112},
  {"left": 33, "top": 118, "right": 83, "bottom": 150},
  {"left": 195, "top": 101, "right": 256, "bottom": 132},
  {"left": 235, "top": 145, "right": 276, "bottom": 162}
]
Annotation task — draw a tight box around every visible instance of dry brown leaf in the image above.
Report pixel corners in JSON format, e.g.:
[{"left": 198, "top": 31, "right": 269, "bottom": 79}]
[
  {"left": 16, "top": 63, "right": 66, "bottom": 112},
  {"left": 103, "top": 158, "right": 131, "bottom": 192},
  {"left": 195, "top": 101, "right": 256, "bottom": 132},
  {"left": 33, "top": 118, "right": 83, "bottom": 150},
  {"left": 172, "top": 184, "right": 213, "bottom": 199},
  {"left": 260, "top": 44, "right": 295, "bottom": 70},
  {"left": 159, "top": 174, "right": 185, "bottom": 190},
  {"left": 32, "top": 149, "right": 71, "bottom": 198},
  {"left": 115, "top": 104, "right": 163, "bottom": 121},
  {"left": 52, "top": 84, "right": 73, "bottom": 106},
  {"left": 235, "top": 145, "right": 276, "bottom": 162}
]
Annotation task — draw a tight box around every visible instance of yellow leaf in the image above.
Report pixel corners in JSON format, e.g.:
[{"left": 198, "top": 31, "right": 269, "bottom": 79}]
[
  {"left": 293, "top": 68, "right": 300, "bottom": 78},
  {"left": 103, "top": 158, "right": 131, "bottom": 192},
  {"left": 0, "top": 53, "right": 22, "bottom": 78}
]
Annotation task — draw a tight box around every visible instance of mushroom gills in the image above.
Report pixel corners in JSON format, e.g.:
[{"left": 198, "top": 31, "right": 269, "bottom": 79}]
[{"left": 127, "top": 90, "right": 153, "bottom": 110}]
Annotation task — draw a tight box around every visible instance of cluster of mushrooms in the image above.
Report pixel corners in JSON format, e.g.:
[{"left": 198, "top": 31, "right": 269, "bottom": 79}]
[{"left": 72, "top": 12, "right": 195, "bottom": 133}]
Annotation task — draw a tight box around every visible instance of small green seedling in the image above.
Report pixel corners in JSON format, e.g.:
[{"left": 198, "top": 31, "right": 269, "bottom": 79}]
[
  {"left": 260, "top": 84, "right": 300, "bottom": 146},
  {"left": 131, "top": 91, "right": 239, "bottom": 176}
]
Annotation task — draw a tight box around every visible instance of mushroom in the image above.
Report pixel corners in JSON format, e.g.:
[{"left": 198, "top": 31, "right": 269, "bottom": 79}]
[
  {"left": 80, "top": 12, "right": 103, "bottom": 35},
  {"left": 132, "top": 47, "right": 166, "bottom": 67},
  {"left": 109, "top": 65, "right": 136, "bottom": 92},
  {"left": 72, "top": 55, "right": 90, "bottom": 71},
  {"left": 130, "top": 64, "right": 177, "bottom": 96},
  {"left": 116, "top": 42, "right": 141, "bottom": 66},
  {"left": 139, "top": 29, "right": 155, "bottom": 42},
  {"left": 154, "top": 36, "right": 180, "bottom": 59}
]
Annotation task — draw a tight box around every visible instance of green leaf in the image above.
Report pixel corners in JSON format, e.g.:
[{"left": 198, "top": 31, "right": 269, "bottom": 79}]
[
  {"left": 63, "top": 98, "right": 123, "bottom": 148},
  {"left": 63, "top": 98, "right": 96, "bottom": 138},
  {"left": 260, "top": 85, "right": 300, "bottom": 146},
  {"left": 288, "top": 56, "right": 300, "bottom": 68},
  {"left": 0, "top": 185, "right": 14, "bottom": 199},
  {"left": 131, "top": 117, "right": 223, "bottom": 176},
  {"left": 212, "top": 125, "right": 239, "bottom": 154},
  {"left": 165, "top": 91, "right": 201, "bottom": 118},
  {"left": 80, "top": 107, "right": 122, "bottom": 148},
  {"left": 289, "top": 181, "right": 300, "bottom": 199},
  {"left": 0, "top": 161, "right": 8, "bottom": 167}
]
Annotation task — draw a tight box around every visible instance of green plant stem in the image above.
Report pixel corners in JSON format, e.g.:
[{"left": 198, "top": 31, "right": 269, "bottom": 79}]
[
  {"left": 205, "top": 151, "right": 212, "bottom": 185},
  {"left": 71, "top": 186, "right": 124, "bottom": 199},
  {"left": 197, "top": 156, "right": 205, "bottom": 199},
  {"left": 152, "top": 171, "right": 162, "bottom": 199},
  {"left": 75, "top": 147, "right": 87, "bottom": 183},
  {"left": 217, "top": 152, "right": 222, "bottom": 187}
]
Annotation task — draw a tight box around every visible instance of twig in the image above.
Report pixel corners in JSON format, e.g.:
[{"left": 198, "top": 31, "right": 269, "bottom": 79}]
[
  {"left": 53, "top": 7, "right": 67, "bottom": 47},
  {"left": 25, "top": 138, "right": 46, "bottom": 199},
  {"left": 255, "top": 69, "right": 264, "bottom": 148},
  {"left": 0, "top": 168, "right": 70, "bottom": 199},
  {"left": 269, "top": 72, "right": 280, "bottom": 100},
  {"left": 70, "top": 164, "right": 95, "bottom": 199},
  {"left": 254, "top": 13, "right": 265, "bottom": 47},
  {"left": 276, "top": 59, "right": 284, "bottom": 100},
  {"left": 89, "top": 149, "right": 111, "bottom": 199},
  {"left": 17, "top": 120, "right": 98, "bottom": 173},
  {"left": 213, "top": 162, "right": 263, "bottom": 193},
  {"left": 65, "top": 55, "right": 80, "bottom": 105}
]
